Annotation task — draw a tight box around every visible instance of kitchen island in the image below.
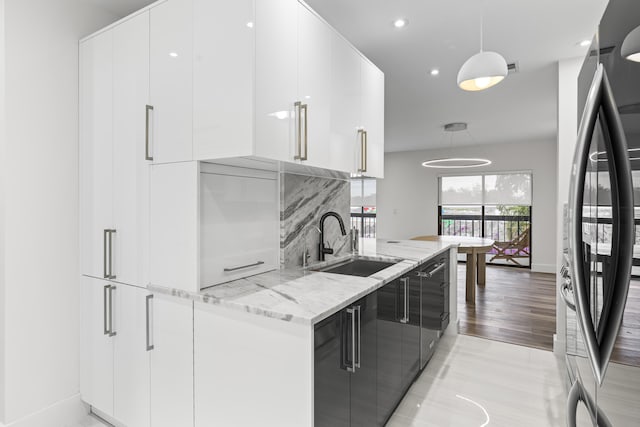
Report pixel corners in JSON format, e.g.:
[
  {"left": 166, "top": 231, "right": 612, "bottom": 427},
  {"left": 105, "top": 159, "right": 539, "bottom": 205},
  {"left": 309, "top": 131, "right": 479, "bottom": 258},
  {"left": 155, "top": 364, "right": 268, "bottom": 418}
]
[{"left": 149, "top": 239, "right": 458, "bottom": 427}]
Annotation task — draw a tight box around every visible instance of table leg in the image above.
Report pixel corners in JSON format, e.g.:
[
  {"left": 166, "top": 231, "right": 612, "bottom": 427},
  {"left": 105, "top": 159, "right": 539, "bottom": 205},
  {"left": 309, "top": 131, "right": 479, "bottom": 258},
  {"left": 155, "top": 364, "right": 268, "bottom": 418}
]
[
  {"left": 477, "top": 252, "right": 486, "bottom": 286},
  {"left": 466, "top": 252, "right": 476, "bottom": 304}
]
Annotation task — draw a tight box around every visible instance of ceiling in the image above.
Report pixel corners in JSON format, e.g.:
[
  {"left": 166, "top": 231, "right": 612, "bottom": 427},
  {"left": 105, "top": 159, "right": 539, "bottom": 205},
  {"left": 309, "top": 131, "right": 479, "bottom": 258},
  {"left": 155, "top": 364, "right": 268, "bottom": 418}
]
[{"left": 90, "top": 0, "right": 609, "bottom": 153}]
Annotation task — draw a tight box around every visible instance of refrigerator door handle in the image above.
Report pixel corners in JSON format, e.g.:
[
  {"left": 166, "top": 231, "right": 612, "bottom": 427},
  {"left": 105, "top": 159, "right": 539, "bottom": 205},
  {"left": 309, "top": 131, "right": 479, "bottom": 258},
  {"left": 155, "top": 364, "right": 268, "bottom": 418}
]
[{"left": 567, "top": 63, "right": 634, "bottom": 385}]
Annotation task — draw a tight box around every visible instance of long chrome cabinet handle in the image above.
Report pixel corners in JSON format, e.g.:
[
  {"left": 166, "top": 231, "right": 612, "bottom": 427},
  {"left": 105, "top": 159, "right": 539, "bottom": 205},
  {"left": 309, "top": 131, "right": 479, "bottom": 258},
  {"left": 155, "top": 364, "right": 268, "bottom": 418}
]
[
  {"left": 223, "top": 261, "right": 265, "bottom": 272},
  {"left": 108, "top": 285, "right": 116, "bottom": 337},
  {"left": 294, "top": 101, "right": 302, "bottom": 160},
  {"left": 146, "top": 294, "right": 154, "bottom": 351},
  {"left": 357, "top": 129, "right": 366, "bottom": 172},
  {"left": 417, "top": 262, "right": 446, "bottom": 278},
  {"left": 103, "top": 284, "right": 110, "bottom": 335},
  {"left": 362, "top": 130, "right": 367, "bottom": 172},
  {"left": 107, "top": 229, "right": 116, "bottom": 279},
  {"left": 145, "top": 105, "right": 154, "bottom": 161},
  {"left": 355, "top": 306, "right": 361, "bottom": 369},
  {"left": 400, "top": 278, "right": 409, "bottom": 323},
  {"left": 103, "top": 230, "right": 108, "bottom": 278},
  {"left": 346, "top": 307, "right": 356, "bottom": 373}
]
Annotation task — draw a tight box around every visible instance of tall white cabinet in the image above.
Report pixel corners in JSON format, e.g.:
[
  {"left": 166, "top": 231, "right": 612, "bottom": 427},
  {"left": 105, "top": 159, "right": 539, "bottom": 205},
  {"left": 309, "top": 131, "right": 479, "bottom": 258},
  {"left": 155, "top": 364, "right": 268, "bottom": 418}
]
[{"left": 80, "top": 11, "right": 150, "bottom": 286}]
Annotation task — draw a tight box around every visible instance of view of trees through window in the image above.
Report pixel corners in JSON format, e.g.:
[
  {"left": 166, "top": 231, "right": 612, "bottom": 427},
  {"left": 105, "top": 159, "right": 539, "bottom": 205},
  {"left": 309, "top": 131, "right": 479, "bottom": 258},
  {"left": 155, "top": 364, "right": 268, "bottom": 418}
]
[{"left": 439, "top": 173, "right": 532, "bottom": 267}]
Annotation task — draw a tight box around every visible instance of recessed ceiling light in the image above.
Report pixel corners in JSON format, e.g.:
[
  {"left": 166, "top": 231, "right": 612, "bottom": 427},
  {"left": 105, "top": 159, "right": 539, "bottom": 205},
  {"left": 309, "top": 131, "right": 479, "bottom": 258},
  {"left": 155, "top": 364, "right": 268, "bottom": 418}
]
[
  {"left": 430, "top": 68, "right": 440, "bottom": 76},
  {"left": 246, "top": 22, "right": 254, "bottom": 29},
  {"left": 169, "top": 52, "right": 178, "bottom": 58},
  {"left": 393, "top": 18, "right": 407, "bottom": 29},
  {"left": 579, "top": 39, "right": 591, "bottom": 47}
]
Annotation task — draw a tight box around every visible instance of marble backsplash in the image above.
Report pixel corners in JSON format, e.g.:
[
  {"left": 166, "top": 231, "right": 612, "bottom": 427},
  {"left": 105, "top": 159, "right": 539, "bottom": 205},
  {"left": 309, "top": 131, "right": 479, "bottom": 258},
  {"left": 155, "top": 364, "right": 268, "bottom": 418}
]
[{"left": 280, "top": 173, "right": 351, "bottom": 268}]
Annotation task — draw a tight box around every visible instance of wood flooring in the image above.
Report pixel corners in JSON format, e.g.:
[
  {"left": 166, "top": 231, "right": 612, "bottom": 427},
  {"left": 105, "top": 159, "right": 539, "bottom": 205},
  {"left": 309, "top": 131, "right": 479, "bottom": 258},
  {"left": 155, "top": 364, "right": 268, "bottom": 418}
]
[
  {"left": 457, "top": 264, "right": 557, "bottom": 351},
  {"left": 457, "top": 263, "right": 640, "bottom": 367}
]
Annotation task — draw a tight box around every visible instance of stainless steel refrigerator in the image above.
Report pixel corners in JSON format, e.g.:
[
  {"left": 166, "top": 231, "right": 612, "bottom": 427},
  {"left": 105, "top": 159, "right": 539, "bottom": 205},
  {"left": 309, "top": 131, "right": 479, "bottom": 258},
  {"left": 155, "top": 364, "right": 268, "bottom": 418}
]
[{"left": 563, "top": 0, "right": 640, "bottom": 425}]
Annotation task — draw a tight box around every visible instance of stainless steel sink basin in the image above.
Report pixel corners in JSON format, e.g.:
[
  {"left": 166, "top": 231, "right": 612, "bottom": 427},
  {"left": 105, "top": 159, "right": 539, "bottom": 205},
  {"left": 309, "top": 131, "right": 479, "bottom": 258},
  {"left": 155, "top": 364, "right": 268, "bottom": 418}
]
[{"left": 313, "top": 257, "right": 398, "bottom": 277}]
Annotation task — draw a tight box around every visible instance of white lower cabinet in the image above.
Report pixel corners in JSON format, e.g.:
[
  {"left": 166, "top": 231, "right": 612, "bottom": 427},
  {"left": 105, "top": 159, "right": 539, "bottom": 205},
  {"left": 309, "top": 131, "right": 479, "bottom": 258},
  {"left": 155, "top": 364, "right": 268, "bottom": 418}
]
[
  {"left": 150, "top": 293, "right": 194, "bottom": 427},
  {"left": 80, "top": 276, "right": 151, "bottom": 427}
]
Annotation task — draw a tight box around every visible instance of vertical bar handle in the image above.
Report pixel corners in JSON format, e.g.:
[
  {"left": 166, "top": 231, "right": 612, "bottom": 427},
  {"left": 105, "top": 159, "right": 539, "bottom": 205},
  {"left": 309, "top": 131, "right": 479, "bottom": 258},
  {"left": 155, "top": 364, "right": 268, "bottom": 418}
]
[
  {"left": 103, "top": 284, "right": 110, "bottom": 335},
  {"left": 146, "top": 294, "right": 154, "bottom": 351},
  {"left": 108, "top": 285, "right": 117, "bottom": 337},
  {"left": 346, "top": 307, "right": 356, "bottom": 373},
  {"left": 358, "top": 129, "right": 367, "bottom": 172},
  {"left": 103, "top": 230, "right": 109, "bottom": 279},
  {"left": 355, "top": 305, "right": 361, "bottom": 369},
  {"left": 294, "top": 102, "right": 302, "bottom": 160},
  {"left": 107, "top": 229, "right": 116, "bottom": 279},
  {"left": 301, "top": 103, "right": 308, "bottom": 161},
  {"left": 400, "top": 278, "right": 409, "bottom": 323},
  {"left": 145, "top": 105, "right": 154, "bottom": 161}
]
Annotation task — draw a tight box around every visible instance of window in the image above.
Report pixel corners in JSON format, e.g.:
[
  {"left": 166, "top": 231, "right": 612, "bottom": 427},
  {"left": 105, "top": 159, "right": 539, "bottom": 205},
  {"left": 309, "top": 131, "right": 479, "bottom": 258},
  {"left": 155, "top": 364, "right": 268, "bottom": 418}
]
[
  {"left": 351, "top": 178, "right": 376, "bottom": 238},
  {"left": 439, "top": 172, "right": 532, "bottom": 267}
]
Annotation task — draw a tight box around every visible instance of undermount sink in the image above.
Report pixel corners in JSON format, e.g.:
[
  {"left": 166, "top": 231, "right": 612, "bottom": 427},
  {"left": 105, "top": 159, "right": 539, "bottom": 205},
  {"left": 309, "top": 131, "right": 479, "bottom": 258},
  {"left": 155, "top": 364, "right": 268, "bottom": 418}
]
[{"left": 313, "top": 257, "right": 399, "bottom": 277}]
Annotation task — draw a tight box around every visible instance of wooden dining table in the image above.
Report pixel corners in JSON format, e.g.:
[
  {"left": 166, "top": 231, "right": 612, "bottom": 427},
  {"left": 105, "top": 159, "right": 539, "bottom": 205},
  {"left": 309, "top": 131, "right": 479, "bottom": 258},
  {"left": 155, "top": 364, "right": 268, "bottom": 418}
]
[{"left": 411, "top": 235, "right": 495, "bottom": 304}]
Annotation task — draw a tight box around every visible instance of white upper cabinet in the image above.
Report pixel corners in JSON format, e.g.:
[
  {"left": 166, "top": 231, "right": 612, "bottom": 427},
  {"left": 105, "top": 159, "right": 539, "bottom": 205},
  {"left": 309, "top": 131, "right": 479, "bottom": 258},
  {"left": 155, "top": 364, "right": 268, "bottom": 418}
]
[
  {"left": 360, "top": 58, "right": 385, "bottom": 178},
  {"left": 139, "top": 0, "right": 383, "bottom": 173},
  {"left": 254, "top": 0, "right": 298, "bottom": 163},
  {"left": 297, "top": 4, "right": 334, "bottom": 170},
  {"left": 331, "top": 33, "right": 362, "bottom": 175},
  {"left": 80, "top": 30, "right": 113, "bottom": 279},
  {"left": 149, "top": 0, "right": 193, "bottom": 163},
  {"left": 193, "top": 0, "right": 254, "bottom": 160},
  {"left": 80, "top": 11, "right": 151, "bottom": 286}
]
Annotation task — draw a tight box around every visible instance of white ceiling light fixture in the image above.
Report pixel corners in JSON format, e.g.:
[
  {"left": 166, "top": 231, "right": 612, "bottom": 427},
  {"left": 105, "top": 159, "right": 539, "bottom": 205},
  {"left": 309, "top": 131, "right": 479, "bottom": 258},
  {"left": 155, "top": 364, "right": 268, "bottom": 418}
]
[
  {"left": 430, "top": 68, "right": 440, "bottom": 76},
  {"left": 421, "top": 122, "right": 492, "bottom": 169},
  {"left": 457, "top": 9, "right": 508, "bottom": 91},
  {"left": 393, "top": 18, "right": 407, "bottom": 29},
  {"left": 621, "top": 25, "right": 640, "bottom": 62},
  {"left": 579, "top": 39, "right": 591, "bottom": 47}
]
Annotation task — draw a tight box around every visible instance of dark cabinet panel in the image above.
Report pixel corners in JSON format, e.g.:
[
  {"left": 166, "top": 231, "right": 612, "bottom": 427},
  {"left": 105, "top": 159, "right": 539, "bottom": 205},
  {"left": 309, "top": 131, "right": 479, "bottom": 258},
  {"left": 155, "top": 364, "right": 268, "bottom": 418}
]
[
  {"left": 419, "top": 256, "right": 450, "bottom": 368},
  {"left": 376, "top": 280, "right": 403, "bottom": 425},
  {"left": 314, "top": 312, "right": 350, "bottom": 427},
  {"left": 315, "top": 293, "right": 378, "bottom": 427},
  {"left": 401, "top": 276, "right": 421, "bottom": 387},
  {"left": 350, "top": 293, "right": 377, "bottom": 427}
]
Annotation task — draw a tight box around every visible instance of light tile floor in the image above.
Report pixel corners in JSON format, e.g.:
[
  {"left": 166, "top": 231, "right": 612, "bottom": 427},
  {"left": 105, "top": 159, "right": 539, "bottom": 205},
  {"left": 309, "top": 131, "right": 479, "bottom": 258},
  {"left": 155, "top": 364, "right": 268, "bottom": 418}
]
[
  {"left": 387, "top": 333, "right": 568, "bottom": 427},
  {"left": 78, "top": 333, "right": 569, "bottom": 427}
]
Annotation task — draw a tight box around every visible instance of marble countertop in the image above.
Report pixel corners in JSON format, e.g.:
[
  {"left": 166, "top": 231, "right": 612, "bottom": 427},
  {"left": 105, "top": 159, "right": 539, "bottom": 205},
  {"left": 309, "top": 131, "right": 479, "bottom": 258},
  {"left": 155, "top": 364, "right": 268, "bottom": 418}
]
[{"left": 149, "top": 238, "right": 455, "bottom": 326}]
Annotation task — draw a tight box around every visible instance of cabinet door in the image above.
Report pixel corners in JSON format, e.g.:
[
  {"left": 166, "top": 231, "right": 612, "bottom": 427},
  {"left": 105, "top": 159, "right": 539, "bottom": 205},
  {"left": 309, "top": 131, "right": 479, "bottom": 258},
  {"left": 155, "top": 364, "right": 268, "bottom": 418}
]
[
  {"left": 314, "top": 311, "right": 350, "bottom": 427},
  {"left": 200, "top": 167, "right": 279, "bottom": 286},
  {"left": 150, "top": 293, "right": 194, "bottom": 427},
  {"left": 193, "top": 0, "right": 254, "bottom": 160},
  {"left": 376, "top": 280, "right": 403, "bottom": 425},
  {"left": 351, "top": 293, "right": 378, "bottom": 427},
  {"left": 360, "top": 59, "right": 384, "bottom": 178},
  {"left": 297, "top": 4, "right": 333, "bottom": 169},
  {"left": 402, "top": 275, "right": 421, "bottom": 386},
  {"left": 149, "top": 0, "right": 193, "bottom": 163},
  {"left": 80, "top": 276, "right": 114, "bottom": 416},
  {"left": 114, "top": 284, "right": 151, "bottom": 427},
  {"left": 331, "top": 35, "right": 362, "bottom": 175},
  {"left": 80, "top": 31, "right": 113, "bottom": 279},
  {"left": 254, "top": 0, "right": 298, "bottom": 162},
  {"left": 113, "top": 11, "right": 150, "bottom": 286}
]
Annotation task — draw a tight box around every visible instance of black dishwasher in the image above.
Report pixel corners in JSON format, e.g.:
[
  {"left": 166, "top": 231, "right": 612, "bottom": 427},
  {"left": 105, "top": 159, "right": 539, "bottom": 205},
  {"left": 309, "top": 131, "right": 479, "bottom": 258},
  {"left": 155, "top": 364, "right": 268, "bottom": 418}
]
[{"left": 417, "top": 256, "right": 449, "bottom": 369}]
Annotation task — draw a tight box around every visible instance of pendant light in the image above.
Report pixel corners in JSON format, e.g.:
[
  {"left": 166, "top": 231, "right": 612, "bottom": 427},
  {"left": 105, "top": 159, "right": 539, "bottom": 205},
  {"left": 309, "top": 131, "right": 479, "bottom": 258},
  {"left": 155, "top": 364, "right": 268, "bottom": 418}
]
[
  {"left": 421, "top": 123, "right": 492, "bottom": 168},
  {"left": 621, "top": 25, "right": 640, "bottom": 62},
  {"left": 457, "top": 10, "right": 508, "bottom": 91}
]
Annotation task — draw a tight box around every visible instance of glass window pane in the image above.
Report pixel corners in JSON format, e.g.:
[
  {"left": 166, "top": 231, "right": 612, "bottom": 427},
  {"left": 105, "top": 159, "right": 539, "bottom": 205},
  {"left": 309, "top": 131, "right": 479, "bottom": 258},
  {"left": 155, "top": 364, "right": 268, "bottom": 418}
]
[
  {"left": 484, "top": 173, "right": 532, "bottom": 205},
  {"left": 362, "top": 179, "right": 376, "bottom": 206},
  {"left": 351, "top": 179, "right": 363, "bottom": 206},
  {"left": 440, "top": 175, "right": 482, "bottom": 205}
]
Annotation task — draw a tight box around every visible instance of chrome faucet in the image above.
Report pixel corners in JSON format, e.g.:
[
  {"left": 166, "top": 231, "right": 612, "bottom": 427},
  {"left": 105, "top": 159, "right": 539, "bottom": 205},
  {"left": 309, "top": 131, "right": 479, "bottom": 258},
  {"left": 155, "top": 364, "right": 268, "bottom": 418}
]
[{"left": 319, "top": 212, "right": 347, "bottom": 261}]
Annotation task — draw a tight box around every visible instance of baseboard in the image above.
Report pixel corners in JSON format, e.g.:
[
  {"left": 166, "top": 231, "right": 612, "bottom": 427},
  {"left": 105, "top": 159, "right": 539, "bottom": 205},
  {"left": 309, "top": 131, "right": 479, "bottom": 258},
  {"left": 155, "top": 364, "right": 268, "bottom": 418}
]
[
  {"left": 531, "top": 263, "right": 556, "bottom": 273},
  {"left": 3, "top": 394, "right": 88, "bottom": 427}
]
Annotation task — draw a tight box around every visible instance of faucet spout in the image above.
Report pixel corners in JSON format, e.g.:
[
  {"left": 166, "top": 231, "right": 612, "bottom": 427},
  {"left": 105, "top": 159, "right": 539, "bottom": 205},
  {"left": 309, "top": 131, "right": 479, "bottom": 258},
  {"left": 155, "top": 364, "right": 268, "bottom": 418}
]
[{"left": 318, "top": 212, "right": 347, "bottom": 261}]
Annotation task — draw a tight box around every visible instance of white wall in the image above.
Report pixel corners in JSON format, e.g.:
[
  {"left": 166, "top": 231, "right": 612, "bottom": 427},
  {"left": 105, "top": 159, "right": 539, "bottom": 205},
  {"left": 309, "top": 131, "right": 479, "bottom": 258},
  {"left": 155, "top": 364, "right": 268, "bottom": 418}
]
[
  {"left": 0, "top": 1, "right": 116, "bottom": 424},
  {"left": 377, "top": 138, "right": 558, "bottom": 272},
  {"left": 0, "top": 0, "right": 6, "bottom": 421},
  {"left": 555, "top": 57, "right": 584, "bottom": 353}
]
